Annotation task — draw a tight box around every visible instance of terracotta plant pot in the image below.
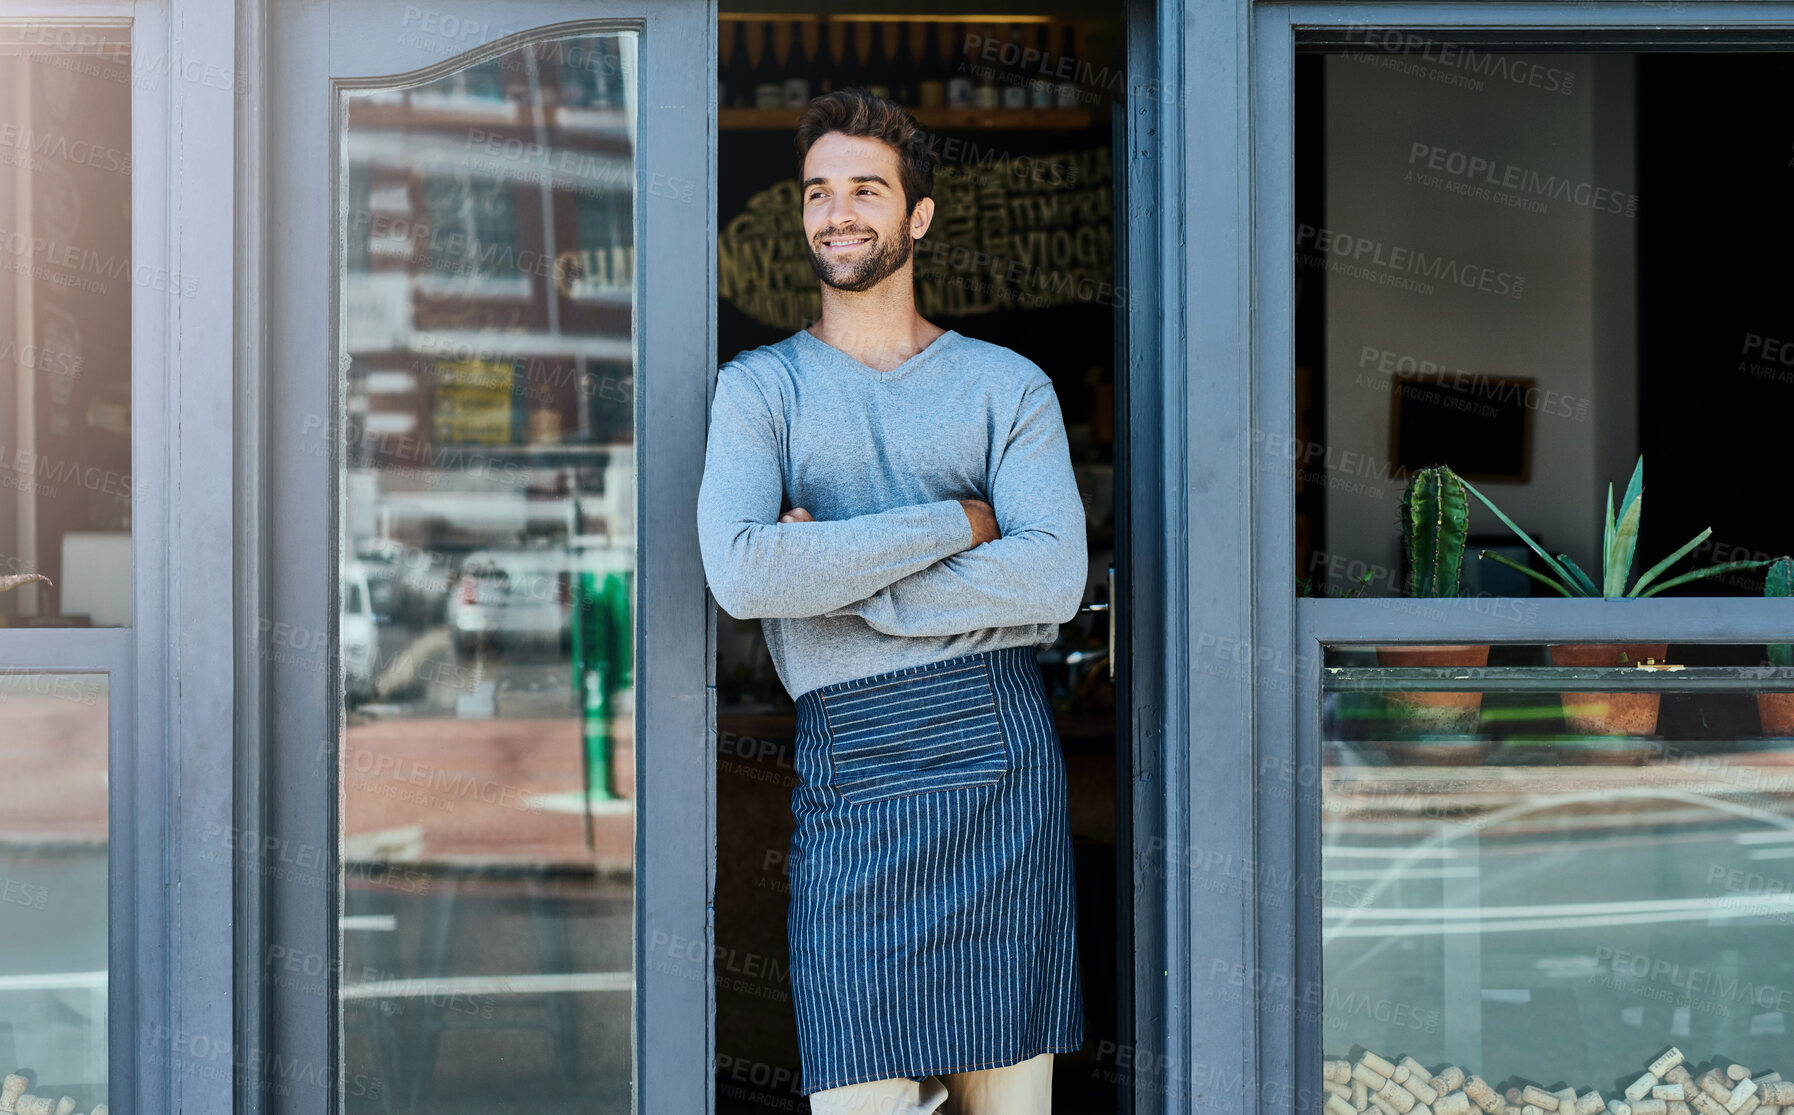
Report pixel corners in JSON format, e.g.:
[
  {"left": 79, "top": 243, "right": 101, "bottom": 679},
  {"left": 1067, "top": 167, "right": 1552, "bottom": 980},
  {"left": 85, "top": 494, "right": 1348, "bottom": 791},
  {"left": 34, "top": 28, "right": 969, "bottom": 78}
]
[
  {"left": 1547, "top": 643, "right": 1668, "bottom": 737},
  {"left": 1759, "top": 693, "right": 1794, "bottom": 737},
  {"left": 1375, "top": 644, "right": 1492, "bottom": 735}
]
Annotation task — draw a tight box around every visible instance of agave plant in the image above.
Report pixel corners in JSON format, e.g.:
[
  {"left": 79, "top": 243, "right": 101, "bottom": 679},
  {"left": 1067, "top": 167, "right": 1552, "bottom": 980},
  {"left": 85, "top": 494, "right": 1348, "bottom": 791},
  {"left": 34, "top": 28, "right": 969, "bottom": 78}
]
[
  {"left": 1767, "top": 557, "right": 1794, "bottom": 668},
  {"left": 1400, "top": 465, "right": 1470, "bottom": 598},
  {"left": 0, "top": 574, "right": 48, "bottom": 594},
  {"left": 1459, "top": 456, "right": 1768, "bottom": 597}
]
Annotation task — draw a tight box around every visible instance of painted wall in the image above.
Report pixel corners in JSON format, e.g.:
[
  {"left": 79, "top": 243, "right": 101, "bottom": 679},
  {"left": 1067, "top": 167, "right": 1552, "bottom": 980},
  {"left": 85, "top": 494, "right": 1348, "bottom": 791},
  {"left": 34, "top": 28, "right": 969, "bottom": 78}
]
[{"left": 1320, "top": 52, "right": 1637, "bottom": 594}]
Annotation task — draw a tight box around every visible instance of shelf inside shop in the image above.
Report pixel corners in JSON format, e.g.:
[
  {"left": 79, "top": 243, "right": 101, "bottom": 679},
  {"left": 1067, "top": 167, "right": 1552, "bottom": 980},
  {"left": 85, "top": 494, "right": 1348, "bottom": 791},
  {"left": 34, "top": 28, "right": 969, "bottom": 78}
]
[{"left": 719, "top": 106, "right": 1093, "bottom": 130}]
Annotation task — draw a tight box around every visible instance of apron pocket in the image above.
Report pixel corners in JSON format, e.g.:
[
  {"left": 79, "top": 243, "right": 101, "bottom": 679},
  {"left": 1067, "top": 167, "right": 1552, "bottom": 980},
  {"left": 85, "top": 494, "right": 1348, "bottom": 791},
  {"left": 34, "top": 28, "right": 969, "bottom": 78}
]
[{"left": 818, "top": 660, "right": 1008, "bottom": 805}]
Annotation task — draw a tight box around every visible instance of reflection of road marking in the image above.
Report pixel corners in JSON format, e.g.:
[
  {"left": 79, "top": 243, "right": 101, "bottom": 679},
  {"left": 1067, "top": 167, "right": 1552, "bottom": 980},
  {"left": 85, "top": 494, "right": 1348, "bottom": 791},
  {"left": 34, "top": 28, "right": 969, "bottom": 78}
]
[
  {"left": 1325, "top": 894, "right": 1794, "bottom": 936},
  {"left": 1326, "top": 866, "right": 1481, "bottom": 880},
  {"left": 340, "top": 971, "right": 630, "bottom": 998},
  {"left": 1736, "top": 830, "right": 1794, "bottom": 845},
  {"left": 1329, "top": 894, "right": 1794, "bottom": 920},
  {"left": 0, "top": 970, "right": 107, "bottom": 991},
  {"left": 341, "top": 914, "right": 398, "bottom": 932},
  {"left": 1324, "top": 846, "right": 1461, "bottom": 859},
  {"left": 526, "top": 791, "right": 635, "bottom": 815},
  {"left": 1746, "top": 846, "right": 1794, "bottom": 860}
]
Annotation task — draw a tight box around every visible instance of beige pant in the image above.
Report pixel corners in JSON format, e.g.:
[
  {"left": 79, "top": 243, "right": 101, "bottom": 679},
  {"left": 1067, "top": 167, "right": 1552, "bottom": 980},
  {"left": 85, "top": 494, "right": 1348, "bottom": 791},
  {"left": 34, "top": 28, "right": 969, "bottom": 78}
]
[{"left": 806, "top": 1053, "right": 1054, "bottom": 1115}]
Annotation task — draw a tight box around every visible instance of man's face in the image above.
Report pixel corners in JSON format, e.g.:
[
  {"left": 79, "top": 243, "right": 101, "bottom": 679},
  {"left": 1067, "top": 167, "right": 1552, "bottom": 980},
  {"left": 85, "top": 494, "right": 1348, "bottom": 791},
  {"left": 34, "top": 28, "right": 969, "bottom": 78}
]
[{"left": 800, "top": 132, "right": 933, "bottom": 293}]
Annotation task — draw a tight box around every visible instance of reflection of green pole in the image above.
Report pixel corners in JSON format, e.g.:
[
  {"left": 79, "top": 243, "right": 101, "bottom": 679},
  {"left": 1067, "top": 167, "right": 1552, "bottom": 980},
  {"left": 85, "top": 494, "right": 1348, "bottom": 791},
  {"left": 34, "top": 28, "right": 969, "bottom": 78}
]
[{"left": 572, "top": 568, "right": 632, "bottom": 802}]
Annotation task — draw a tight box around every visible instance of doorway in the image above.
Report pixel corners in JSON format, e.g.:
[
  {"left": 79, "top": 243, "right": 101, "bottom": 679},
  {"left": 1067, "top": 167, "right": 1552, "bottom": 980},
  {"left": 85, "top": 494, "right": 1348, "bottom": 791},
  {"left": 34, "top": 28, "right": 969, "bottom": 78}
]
[{"left": 710, "top": 8, "right": 1129, "bottom": 1112}]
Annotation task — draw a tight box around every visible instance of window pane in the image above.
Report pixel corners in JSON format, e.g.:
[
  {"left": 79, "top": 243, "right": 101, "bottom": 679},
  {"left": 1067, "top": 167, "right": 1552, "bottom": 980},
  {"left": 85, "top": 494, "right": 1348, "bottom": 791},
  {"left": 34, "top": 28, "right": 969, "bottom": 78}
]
[
  {"left": 0, "top": 672, "right": 108, "bottom": 1107},
  {"left": 0, "top": 27, "right": 133, "bottom": 626},
  {"left": 1294, "top": 52, "right": 1794, "bottom": 603},
  {"left": 1319, "top": 642, "right": 1794, "bottom": 1107},
  {"left": 337, "top": 31, "right": 637, "bottom": 1113}
]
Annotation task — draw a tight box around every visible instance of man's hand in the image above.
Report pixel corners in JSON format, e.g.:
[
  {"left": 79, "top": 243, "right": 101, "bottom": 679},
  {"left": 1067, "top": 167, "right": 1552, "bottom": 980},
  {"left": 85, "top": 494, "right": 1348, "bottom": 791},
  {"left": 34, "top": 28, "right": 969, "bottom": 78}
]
[
  {"left": 780, "top": 502, "right": 998, "bottom": 547},
  {"left": 958, "top": 499, "right": 1001, "bottom": 546}
]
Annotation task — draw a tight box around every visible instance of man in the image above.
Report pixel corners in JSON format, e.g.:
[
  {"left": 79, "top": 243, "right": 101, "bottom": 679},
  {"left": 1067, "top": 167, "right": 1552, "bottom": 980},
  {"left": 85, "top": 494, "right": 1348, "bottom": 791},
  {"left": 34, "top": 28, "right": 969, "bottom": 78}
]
[{"left": 696, "top": 88, "right": 1087, "bottom": 1115}]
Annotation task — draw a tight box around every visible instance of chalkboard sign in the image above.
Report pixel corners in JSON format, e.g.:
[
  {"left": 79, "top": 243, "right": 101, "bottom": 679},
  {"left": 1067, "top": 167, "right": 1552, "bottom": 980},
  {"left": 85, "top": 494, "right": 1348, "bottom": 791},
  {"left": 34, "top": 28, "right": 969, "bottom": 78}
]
[{"left": 1390, "top": 373, "right": 1533, "bottom": 482}]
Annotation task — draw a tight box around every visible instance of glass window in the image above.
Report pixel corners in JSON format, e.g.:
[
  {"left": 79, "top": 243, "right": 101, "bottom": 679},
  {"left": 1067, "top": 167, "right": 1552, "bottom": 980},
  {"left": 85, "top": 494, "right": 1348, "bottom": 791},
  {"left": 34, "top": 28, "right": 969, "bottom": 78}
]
[
  {"left": 337, "top": 31, "right": 637, "bottom": 1113},
  {"left": 0, "top": 672, "right": 108, "bottom": 1108},
  {"left": 1293, "top": 52, "right": 1794, "bottom": 604},
  {"left": 1319, "top": 642, "right": 1794, "bottom": 1107},
  {"left": 0, "top": 27, "right": 133, "bottom": 626}
]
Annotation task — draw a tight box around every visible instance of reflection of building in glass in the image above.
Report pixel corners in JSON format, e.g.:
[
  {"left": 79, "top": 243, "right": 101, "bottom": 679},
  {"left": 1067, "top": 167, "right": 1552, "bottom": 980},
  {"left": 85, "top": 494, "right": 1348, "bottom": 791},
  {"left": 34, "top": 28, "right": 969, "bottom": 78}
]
[{"left": 340, "top": 35, "right": 637, "bottom": 569}]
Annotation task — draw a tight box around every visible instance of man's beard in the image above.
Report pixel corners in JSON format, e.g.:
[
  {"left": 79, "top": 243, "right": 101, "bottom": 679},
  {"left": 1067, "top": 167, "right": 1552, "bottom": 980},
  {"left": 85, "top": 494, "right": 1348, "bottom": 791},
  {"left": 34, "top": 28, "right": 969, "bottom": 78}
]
[{"left": 806, "top": 224, "right": 913, "bottom": 293}]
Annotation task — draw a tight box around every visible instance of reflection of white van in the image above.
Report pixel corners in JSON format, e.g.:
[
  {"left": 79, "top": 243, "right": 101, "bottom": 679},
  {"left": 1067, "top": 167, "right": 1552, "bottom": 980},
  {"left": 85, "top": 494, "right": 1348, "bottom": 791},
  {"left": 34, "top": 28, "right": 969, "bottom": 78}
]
[{"left": 342, "top": 562, "right": 377, "bottom": 703}]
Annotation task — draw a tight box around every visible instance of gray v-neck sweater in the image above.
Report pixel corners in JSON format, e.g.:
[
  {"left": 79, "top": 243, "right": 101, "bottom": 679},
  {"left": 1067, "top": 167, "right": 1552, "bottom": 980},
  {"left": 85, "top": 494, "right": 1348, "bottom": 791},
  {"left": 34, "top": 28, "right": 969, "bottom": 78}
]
[{"left": 696, "top": 328, "right": 1088, "bottom": 698}]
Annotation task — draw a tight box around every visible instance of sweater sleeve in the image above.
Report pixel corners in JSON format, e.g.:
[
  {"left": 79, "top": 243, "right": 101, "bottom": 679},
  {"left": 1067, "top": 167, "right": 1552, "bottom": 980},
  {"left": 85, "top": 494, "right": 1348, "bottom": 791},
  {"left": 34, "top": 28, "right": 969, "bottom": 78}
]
[
  {"left": 826, "top": 375, "right": 1088, "bottom": 637},
  {"left": 696, "top": 361, "right": 975, "bottom": 619}
]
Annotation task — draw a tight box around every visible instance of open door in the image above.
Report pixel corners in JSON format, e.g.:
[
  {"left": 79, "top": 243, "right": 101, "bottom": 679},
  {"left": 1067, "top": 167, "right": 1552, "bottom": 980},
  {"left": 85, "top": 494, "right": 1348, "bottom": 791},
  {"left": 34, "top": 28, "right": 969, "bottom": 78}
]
[{"left": 261, "top": 2, "right": 713, "bottom": 1111}]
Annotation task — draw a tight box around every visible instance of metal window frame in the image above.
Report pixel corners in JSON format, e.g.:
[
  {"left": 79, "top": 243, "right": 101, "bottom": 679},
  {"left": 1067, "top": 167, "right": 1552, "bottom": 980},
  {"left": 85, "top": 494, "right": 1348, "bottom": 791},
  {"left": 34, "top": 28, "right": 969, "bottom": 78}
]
[
  {"left": 0, "top": 0, "right": 236, "bottom": 1107},
  {"left": 1230, "top": 5, "right": 1794, "bottom": 1112}
]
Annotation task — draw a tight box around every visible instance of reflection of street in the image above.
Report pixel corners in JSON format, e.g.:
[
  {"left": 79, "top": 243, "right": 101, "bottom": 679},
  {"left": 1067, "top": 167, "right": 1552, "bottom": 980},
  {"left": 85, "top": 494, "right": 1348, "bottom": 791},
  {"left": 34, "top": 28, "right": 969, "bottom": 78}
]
[
  {"left": 1321, "top": 752, "right": 1794, "bottom": 1095},
  {"left": 344, "top": 610, "right": 635, "bottom": 1113}
]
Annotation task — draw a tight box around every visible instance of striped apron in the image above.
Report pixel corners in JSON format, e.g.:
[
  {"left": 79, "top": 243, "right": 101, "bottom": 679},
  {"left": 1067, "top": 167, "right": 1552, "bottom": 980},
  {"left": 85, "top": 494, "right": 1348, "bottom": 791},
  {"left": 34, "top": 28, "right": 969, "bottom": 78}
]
[{"left": 787, "top": 645, "right": 1085, "bottom": 1094}]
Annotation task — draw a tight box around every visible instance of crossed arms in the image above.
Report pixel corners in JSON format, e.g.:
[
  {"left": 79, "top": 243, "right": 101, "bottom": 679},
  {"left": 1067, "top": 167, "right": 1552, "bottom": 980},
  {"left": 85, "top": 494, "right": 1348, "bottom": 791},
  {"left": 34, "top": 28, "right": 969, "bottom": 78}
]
[{"left": 694, "top": 365, "right": 1087, "bottom": 638}]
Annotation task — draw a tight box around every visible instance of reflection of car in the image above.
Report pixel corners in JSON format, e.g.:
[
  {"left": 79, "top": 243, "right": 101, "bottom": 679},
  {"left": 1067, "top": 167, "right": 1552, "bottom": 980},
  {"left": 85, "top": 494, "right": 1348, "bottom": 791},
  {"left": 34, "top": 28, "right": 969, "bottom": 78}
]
[
  {"left": 342, "top": 562, "right": 378, "bottom": 703},
  {"left": 448, "top": 547, "right": 572, "bottom": 655}
]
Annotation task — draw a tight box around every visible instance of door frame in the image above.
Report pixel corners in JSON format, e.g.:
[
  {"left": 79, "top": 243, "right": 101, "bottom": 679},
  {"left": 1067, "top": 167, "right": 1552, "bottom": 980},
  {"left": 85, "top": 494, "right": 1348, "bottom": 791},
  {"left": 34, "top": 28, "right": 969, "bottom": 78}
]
[{"left": 249, "top": 1, "right": 715, "bottom": 1110}]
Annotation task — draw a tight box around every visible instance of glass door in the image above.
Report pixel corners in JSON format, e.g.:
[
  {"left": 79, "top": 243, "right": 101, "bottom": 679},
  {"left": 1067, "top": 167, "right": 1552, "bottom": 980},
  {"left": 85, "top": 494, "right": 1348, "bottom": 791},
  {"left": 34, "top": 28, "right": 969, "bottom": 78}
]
[{"left": 263, "top": 2, "right": 712, "bottom": 1111}]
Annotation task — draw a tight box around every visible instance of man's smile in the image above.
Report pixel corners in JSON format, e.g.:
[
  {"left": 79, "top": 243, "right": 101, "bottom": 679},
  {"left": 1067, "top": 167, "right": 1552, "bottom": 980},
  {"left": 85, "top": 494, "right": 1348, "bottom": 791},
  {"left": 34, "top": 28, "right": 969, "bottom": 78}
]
[{"left": 820, "top": 233, "right": 874, "bottom": 251}]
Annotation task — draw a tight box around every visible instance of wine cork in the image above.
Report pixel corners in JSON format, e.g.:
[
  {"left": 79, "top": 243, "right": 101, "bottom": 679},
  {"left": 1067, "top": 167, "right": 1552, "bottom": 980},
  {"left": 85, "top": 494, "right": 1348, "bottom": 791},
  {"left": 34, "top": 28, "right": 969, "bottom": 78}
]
[
  {"left": 1508, "top": 1091, "right": 1525, "bottom": 1106},
  {"left": 1629, "top": 1077, "right": 1661, "bottom": 1102},
  {"left": 1668, "top": 1104, "right": 1691, "bottom": 1115},
  {"left": 1658, "top": 1087, "right": 1687, "bottom": 1101},
  {"left": 1668, "top": 1068, "right": 1697, "bottom": 1090},
  {"left": 1755, "top": 1076, "right": 1784, "bottom": 1088},
  {"left": 16, "top": 1100, "right": 52, "bottom": 1115},
  {"left": 1729, "top": 1078, "right": 1759, "bottom": 1109},
  {"left": 1379, "top": 1082, "right": 1418, "bottom": 1113},
  {"left": 1522, "top": 1087, "right": 1561, "bottom": 1110},
  {"left": 1327, "top": 1061, "right": 1354, "bottom": 1084},
  {"left": 0, "top": 1077, "right": 26, "bottom": 1115},
  {"left": 1329, "top": 1095, "right": 1358, "bottom": 1115},
  {"left": 1632, "top": 1103, "right": 1668, "bottom": 1115},
  {"left": 1558, "top": 1091, "right": 1579, "bottom": 1110},
  {"left": 1328, "top": 1081, "right": 1353, "bottom": 1099},
  {"left": 51, "top": 1101, "right": 72, "bottom": 1115},
  {"left": 1694, "top": 1094, "right": 1731, "bottom": 1115},
  {"left": 1374, "top": 1097, "right": 1403, "bottom": 1115},
  {"left": 1463, "top": 1078, "right": 1502, "bottom": 1113},
  {"left": 1355, "top": 1063, "right": 1391, "bottom": 1091},
  {"left": 1356, "top": 1079, "right": 1369, "bottom": 1110},
  {"left": 1432, "top": 1069, "right": 1467, "bottom": 1096},
  {"left": 1730, "top": 1068, "right": 1755, "bottom": 1084},
  {"left": 1579, "top": 1093, "right": 1608, "bottom": 1115},
  {"left": 1401, "top": 1059, "right": 1434, "bottom": 1083},
  {"left": 1651, "top": 1050, "right": 1688, "bottom": 1078},
  {"left": 1734, "top": 1098, "right": 1760, "bottom": 1115},
  {"left": 1606, "top": 1102, "right": 1632, "bottom": 1115},
  {"left": 1524, "top": 1107, "right": 1543, "bottom": 1115},
  {"left": 1360, "top": 1052, "right": 1398, "bottom": 1078},
  {"left": 1435, "top": 1095, "right": 1473, "bottom": 1115},
  {"left": 1701, "top": 1074, "right": 1735, "bottom": 1105},
  {"left": 91, "top": 1107, "right": 108, "bottom": 1115},
  {"left": 1764, "top": 1086, "right": 1794, "bottom": 1106},
  {"left": 1404, "top": 1077, "right": 1441, "bottom": 1106},
  {"left": 1395, "top": 1066, "right": 1413, "bottom": 1085}
]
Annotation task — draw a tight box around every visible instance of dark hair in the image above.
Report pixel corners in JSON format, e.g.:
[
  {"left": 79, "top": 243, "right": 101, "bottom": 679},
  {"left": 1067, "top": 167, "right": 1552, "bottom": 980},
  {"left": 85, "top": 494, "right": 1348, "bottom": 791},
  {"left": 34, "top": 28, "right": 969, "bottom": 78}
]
[{"left": 794, "top": 87, "right": 937, "bottom": 213}]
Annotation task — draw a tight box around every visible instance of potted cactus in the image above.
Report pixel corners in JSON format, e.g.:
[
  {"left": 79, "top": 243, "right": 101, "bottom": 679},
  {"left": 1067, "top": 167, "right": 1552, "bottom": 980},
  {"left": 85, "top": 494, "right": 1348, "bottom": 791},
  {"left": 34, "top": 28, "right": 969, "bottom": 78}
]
[
  {"left": 1376, "top": 466, "right": 1491, "bottom": 741},
  {"left": 1761, "top": 557, "right": 1794, "bottom": 737},
  {"left": 1461, "top": 456, "right": 1770, "bottom": 741}
]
